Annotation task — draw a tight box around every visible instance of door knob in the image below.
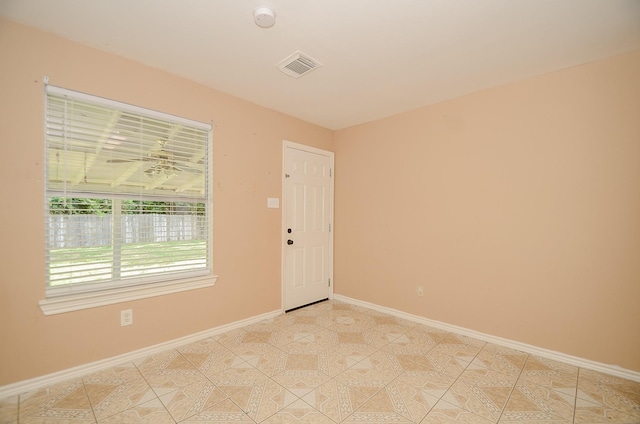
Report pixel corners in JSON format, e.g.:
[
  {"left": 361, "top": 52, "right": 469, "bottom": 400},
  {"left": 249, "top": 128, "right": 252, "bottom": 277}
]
[{"left": 287, "top": 239, "right": 294, "bottom": 245}]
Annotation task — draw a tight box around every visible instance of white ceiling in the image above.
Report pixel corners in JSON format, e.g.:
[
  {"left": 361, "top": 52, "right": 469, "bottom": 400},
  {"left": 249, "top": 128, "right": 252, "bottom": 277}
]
[{"left": 2, "top": 0, "right": 640, "bottom": 130}]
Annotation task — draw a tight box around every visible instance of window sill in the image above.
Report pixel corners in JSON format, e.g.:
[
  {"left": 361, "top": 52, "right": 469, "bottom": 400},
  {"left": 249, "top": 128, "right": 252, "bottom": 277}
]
[{"left": 39, "top": 275, "right": 218, "bottom": 315}]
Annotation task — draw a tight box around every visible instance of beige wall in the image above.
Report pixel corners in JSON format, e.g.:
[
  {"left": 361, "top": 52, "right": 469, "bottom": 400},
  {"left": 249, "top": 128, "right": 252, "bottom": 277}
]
[
  {"left": 0, "top": 19, "right": 333, "bottom": 386},
  {"left": 334, "top": 51, "right": 640, "bottom": 372}
]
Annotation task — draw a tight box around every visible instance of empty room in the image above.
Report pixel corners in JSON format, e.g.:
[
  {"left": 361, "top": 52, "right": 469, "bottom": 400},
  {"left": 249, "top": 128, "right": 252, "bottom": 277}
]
[{"left": 0, "top": 1, "right": 639, "bottom": 423}]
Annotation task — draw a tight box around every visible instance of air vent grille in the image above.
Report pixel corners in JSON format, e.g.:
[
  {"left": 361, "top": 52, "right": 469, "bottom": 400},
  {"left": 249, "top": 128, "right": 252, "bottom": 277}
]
[{"left": 277, "top": 51, "right": 322, "bottom": 78}]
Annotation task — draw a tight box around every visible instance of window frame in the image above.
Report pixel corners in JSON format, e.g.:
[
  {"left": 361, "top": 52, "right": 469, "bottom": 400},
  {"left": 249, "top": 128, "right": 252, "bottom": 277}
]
[{"left": 40, "top": 85, "right": 217, "bottom": 315}]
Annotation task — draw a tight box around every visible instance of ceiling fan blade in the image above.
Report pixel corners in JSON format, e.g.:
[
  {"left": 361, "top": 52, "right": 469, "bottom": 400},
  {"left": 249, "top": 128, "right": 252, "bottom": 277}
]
[
  {"left": 107, "top": 159, "right": 136, "bottom": 163},
  {"left": 106, "top": 157, "right": 153, "bottom": 163}
]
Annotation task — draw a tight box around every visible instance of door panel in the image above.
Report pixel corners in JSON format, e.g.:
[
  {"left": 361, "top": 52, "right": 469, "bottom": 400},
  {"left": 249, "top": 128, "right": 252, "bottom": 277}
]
[{"left": 283, "top": 143, "right": 333, "bottom": 311}]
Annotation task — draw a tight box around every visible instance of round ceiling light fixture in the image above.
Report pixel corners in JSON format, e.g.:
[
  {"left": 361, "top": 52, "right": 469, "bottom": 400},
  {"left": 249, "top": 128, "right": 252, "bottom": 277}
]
[{"left": 254, "top": 6, "right": 276, "bottom": 28}]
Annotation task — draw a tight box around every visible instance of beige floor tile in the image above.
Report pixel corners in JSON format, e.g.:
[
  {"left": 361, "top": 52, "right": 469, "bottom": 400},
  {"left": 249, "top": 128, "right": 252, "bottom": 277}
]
[
  {"left": 499, "top": 382, "right": 575, "bottom": 423},
  {"left": 458, "top": 368, "right": 519, "bottom": 384},
  {"left": 342, "top": 350, "right": 405, "bottom": 382},
  {"left": 274, "top": 341, "right": 332, "bottom": 376},
  {"left": 329, "top": 304, "right": 369, "bottom": 313},
  {"left": 442, "top": 369, "right": 518, "bottom": 422},
  {"left": 210, "top": 367, "right": 298, "bottom": 422},
  {"left": 158, "top": 378, "right": 228, "bottom": 422},
  {"left": 0, "top": 395, "right": 18, "bottom": 423},
  {"left": 262, "top": 398, "right": 335, "bottom": 424},
  {"left": 422, "top": 398, "right": 496, "bottom": 423},
  {"left": 82, "top": 363, "right": 154, "bottom": 420},
  {"left": 364, "top": 314, "right": 418, "bottom": 335},
  {"left": 198, "top": 352, "right": 264, "bottom": 381},
  {"left": 430, "top": 333, "right": 486, "bottom": 363},
  {"left": 178, "top": 397, "right": 253, "bottom": 423},
  {"left": 214, "top": 328, "right": 277, "bottom": 352},
  {"left": 324, "top": 345, "right": 381, "bottom": 377},
  {"left": 279, "top": 339, "right": 327, "bottom": 353},
  {"left": 270, "top": 346, "right": 333, "bottom": 395},
  {"left": 347, "top": 379, "right": 438, "bottom": 423},
  {"left": 241, "top": 316, "right": 325, "bottom": 347},
  {"left": 177, "top": 337, "right": 240, "bottom": 376},
  {"left": 336, "top": 328, "right": 400, "bottom": 350},
  {"left": 19, "top": 379, "right": 95, "bottom": 423},
  {"left": 243, "top": 314, "right": 291, "bottom": 332},
  {"left": 408, "top": 325, "right": 450, "bottom": 345},
  {"left": 267, "top": 326, "right": 325, "bottom": 347},
  {"left": 317, "top": 310, "right": 376, "bottom": 331},
  {"left": 97, "top": 398, "right": 173, "bottom": 423},
  {"left": 300, "top": 328, "right": 340, "bottom": 348},
  {"left": 286, "top": 314, "right": 326, "bottom": 329},
  {"left": 518, "top": 356, "right": 578, "bottom": 395},
  {"left": 134, "top": 349, "right": 207, "bottom": 395},
  {"left": 576, "top": 369, "right": 640, "bottom": 420},
  {"left": 395, "top": 371, "right": 457, "bottom": 400},
  {"left": 20, "top": 417, "right": 96, "bottom": 424},
  {"left": 379, "top": 328, "right": 438, "bottom": 355},
  {"left": 218, "top": 340, "right": 283, "bottom": 377},
  {"left": 394, "top": 378, "right": 446, "bottom": 418},
  {"left": 423, "top": 350, "right": 471, "bottom": 378},
  {"left": 386, "top": 352, "right": 446, "bottom": 375},
  {"left": 333, "top": 368, "right": 392, "bottom": 395},
  {"left": 302, "top": 378, "right": 378, "bottom": 423},
  {"left": 274, "top": 350, "right": 328, "bottom": 375},
  {"left": 470, "top": 344, "right": 529, "bottom": 378},
  {"left": 573, "top": 396, "right": 639, "bottom": 423},
  {"left": 499, "top": 418, "right": 572, "bottom": 424},
  {"left": 271, "top": 373, "right": 333, "bottom": 399}
]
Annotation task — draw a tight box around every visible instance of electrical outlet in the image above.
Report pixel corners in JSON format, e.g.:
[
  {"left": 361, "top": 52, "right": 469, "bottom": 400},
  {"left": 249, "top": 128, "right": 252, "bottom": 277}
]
[
  {"left": 416, "top": 286, "right": 424, "bottom": 297},
  {"left": 121, "top": 309, "right": 133, "bottom": 326}
]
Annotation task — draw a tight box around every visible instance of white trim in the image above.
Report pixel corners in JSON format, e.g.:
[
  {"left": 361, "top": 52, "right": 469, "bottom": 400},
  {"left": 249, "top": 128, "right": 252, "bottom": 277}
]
[
  {"left": 40, "top": 274, "right": 218, "bottom": 315},
  {"left": 281, "top": 140, "right": 335, "bottom": 312},
  {"left": 45, "top": 84, "right": 212, "bottom": 130},
  {"left": 334, "top": 294, "right": 640, "bottom": 383},
  {"left": 0, "top": 308, "right": 281, "bottom": 399},
  {"left": 283, "top": 140, "right": 334, "bottom": 157}
]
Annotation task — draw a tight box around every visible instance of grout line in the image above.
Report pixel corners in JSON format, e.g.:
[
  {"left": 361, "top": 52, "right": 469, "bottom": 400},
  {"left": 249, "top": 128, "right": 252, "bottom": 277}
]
[
  {"left": 572, "top": 367, "right": 580, "bottom": 424},
  {"left": 80, "top": 378, "right": 98, "bottom": 424},
  {"left": 495, "top": 353, "right": 528, "bottom": 424}
]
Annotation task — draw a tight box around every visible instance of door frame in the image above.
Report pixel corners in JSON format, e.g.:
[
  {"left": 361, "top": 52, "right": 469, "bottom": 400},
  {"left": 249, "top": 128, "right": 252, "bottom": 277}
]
[{"left": 281, "top": 140, "right": 335, "bottom": 312}]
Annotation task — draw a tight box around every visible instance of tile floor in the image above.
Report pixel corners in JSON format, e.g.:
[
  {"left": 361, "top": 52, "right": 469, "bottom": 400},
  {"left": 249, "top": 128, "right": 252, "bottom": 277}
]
[{"left": 1, "top": 300, "right": 639, "bottom": 423}]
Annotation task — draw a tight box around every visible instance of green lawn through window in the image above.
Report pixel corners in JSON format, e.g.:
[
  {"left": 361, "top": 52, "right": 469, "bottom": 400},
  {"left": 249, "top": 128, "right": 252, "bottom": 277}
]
[{"left": 49, "top": 239, "right": 207, "bottom": 286}]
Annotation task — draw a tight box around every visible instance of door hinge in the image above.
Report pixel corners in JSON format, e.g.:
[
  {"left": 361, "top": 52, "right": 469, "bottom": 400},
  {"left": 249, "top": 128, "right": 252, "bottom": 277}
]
[
  {"left": 328, "top": 278, "right": 331, "bottom": 287},
  {"left": 329, "top": 223, "right": 331, "bottom": 232},
  {"left": 329, "top": 168, "right": 332, "bottom": 177}
]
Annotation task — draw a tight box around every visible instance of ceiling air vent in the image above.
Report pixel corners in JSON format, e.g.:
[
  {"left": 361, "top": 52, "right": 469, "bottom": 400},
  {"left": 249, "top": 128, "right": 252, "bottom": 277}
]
[{"left": 277, "top": 51, "right": 322, "bottom": 78}]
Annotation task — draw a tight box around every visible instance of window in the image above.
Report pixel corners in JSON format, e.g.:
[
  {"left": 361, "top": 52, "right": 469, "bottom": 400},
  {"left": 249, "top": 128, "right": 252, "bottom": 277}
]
[{"left": 41, "top": 85, "right": 214, "bottom": 314}]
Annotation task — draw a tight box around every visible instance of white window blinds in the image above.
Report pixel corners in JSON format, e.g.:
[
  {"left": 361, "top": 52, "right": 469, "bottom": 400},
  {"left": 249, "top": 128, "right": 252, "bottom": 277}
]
[{"left": 45, "top": 85, "right": 212, "bottom": 297}]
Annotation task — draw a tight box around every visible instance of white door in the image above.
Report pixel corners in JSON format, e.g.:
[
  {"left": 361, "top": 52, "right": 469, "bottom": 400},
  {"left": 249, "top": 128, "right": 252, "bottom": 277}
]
[{"left": 283, "top": 141, "right": 333, "bottom": 311}]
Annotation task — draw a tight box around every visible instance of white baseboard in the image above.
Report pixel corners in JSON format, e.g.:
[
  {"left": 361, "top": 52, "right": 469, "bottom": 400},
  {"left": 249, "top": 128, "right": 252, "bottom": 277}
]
[
  {"left": 334, "top": 294, "right": 640, "bottom": 383},
  {"left": 0, "top": 309, "right": 282, "bottom": 399}
]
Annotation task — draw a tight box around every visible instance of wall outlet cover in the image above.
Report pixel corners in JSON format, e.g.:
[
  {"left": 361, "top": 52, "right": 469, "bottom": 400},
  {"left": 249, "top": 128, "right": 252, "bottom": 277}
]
[{"left": 121, "top": 309, "right": 133, "bottom": 326}]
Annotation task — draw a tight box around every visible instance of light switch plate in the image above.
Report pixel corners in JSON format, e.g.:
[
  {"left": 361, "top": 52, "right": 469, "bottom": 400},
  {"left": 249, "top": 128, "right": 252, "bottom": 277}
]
[{"left": 267, "top": 197, "right": 280, "bottom": 208}]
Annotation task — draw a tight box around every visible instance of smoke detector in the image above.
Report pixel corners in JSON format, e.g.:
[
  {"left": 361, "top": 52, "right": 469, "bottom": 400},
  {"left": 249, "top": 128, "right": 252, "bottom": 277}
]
[
  {"left": 277, "top": 51, "right": 322, "bottom": 78},
  {"left": 254, "top": 7, "right": 275, "bottom": 28}
]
